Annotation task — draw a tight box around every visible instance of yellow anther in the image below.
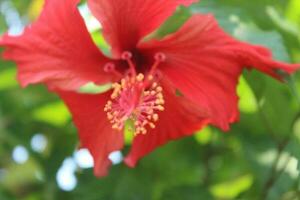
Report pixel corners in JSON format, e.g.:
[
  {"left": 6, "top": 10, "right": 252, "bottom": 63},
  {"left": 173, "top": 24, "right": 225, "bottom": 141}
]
[
  {"left": 112, "top": 83, "right": 120, "bottom": 89},
  {"left": 156, "top": 86, "right": 163, "bottom": 92},
  {"left": 142, "top": 120, "right": 148, "bottom": 126},
  {"left": 112, "top": 124, "right": 119, "bottom": 130},
  {"left": 121, "top": 79, "right": 126, "bottom": 87},
  {"left": 107, "top": 113, "right": 113, "bottom": 120},
  {"left": 147, "top": 109, "right": 154, "bottom": 115},
  {"left": 120, "top": 116, "right": 128, "bottom": 122},
  {"left": 152, "top": 114, "right": 159, "bottom": 122},
  {"left": 136, "top": 73, "right": 144, "bottom": 82},
  {"left": 156, "top": 105, "right": 165, "bottom": 111},
  {"left": 134, "top": 121, "right": 140, "bottom": 126},
  {"left": 135, "top": 128, "right": 141, "bottom": 135},
  {"left": 111, "top": 93, "right": 118, "bottom": 99},
  {"left": 148, "top": 75, "right": 154, "bottom": 81},
  {"left": 156, "top": 93, "right": 163, "bottom": 99},
  {"left": 149, "top": 123, "right": 156, "bottom": 129},
  {"left": 141, "top": 128, "right": 147, "bottom": 134},
  {"left": 152, "top": 82, "right": 158, "bottom": 88},
  {"left": 156, "top": 99, "right": 165, "bottom": 105}
]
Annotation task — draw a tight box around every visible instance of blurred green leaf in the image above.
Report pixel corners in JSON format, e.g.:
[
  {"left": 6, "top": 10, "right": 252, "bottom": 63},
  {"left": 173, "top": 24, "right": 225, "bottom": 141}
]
[
  {"left": 31, "top": 102, "right": 70, "bottom": 127},
  {"left": 91, "top": 31, "right": 110, "bottom": 56},
  {"left": 78, "top": 83, "right": 111, "bottom": 94},
  {"left": 155, "top": 7, "right": 191, "bottom": 38},
  {"left": 210, "top": 174, "right": 253, "bottom": 199},
  {"left": 234, "top": 23, "right": 290, "bottom": 62},
  {"left": 0, "top": 68, "right": 18, "bottom": 90},
  {"left": 27, "top": 0, "right": 43, "bottom": 20},
  {"left": 194, "top": 127, "right": 213, "bottom": 145},
  {"left": 2, "top": 159, "right": 41, "bottom": 194},
  {"left": 286, "top": 0, "right": 300, "bottom": 26},
  {"left": 237, "top": 76, "right": 258, "bottom": 114},
  {"left": 161, "top": 185, "right": 213, "bottom": 200}
]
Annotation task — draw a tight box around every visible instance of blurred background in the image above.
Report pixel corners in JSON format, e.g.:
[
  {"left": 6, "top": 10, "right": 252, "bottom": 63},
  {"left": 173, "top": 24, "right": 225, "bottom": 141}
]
[{"left": 0, "top": 0, "right": 300, "bottom": 199}]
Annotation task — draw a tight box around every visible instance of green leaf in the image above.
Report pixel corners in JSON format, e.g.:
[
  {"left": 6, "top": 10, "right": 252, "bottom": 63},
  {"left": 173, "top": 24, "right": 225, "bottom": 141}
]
[
  {"left": 155, "top": 7, "right": 191, "bottom": 38},
  {"left": 78, "top": 82, "right": 111, "bottom": 94},
  {"left": 194, "top": 127, "right": 213, "bottom": 145},
  {"left": 90, "top": 31, "right": 111, "bottom": 56},
  {"left": 0, "top": 68, "right": 18, "bottom": 90},
  {"left": 237, "top": 76, "right": 258, "bottom": 114},
  {"left": 31, "top": 102, "right": 70, "bottom": 127},
  {"left": 161, "top": 185, "right": 213, "bottom": 200},
  {"left": 286, "top": 0, "right": 300, "bottom": 27},
  {"left": 2, "top": 159, "right": 41, "bottom": 191},
  {"left": 234, "top": 23, "right": 290, "bottom": 62},
  {"left": 210, "top": 174, "right": 254, "bottom": 199}
]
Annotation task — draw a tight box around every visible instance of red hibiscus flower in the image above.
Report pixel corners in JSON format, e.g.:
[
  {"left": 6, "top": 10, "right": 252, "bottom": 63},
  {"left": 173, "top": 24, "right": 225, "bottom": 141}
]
[{"left": 0, "top": 0, "right": 299, "bottom": 177}]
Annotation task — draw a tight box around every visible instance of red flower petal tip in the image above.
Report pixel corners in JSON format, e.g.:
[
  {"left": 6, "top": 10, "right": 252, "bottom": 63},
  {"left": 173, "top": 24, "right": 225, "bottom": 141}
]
[{"left": 124, "top": 157, "right": 136, "bottom": 168}]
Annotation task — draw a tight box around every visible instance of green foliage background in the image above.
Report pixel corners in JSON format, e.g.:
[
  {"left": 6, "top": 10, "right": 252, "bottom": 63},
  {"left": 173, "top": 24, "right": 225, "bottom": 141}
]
[{"left": 0, "top": 0, "right": 300, "bottom": 199}]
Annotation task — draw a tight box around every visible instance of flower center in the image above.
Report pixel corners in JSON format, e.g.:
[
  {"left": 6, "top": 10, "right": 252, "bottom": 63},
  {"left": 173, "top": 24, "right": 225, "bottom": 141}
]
[{"left": 103, "top": 51, "right": 166, "bottom": 135}]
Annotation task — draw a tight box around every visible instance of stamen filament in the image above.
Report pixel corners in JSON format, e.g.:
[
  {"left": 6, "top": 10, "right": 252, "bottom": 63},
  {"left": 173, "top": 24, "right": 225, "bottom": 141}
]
[
  {"left": 121, "top": 51, "right": 137, "bottom": 77},
  {"left": 148, "top": 52, "right": 166, "bottom": 77},
  {"left": 104, "top": 51, "right": 166, "bottom": 135},
  {"left": 104, "top": 73, "right": 164, "bottom": 135}
]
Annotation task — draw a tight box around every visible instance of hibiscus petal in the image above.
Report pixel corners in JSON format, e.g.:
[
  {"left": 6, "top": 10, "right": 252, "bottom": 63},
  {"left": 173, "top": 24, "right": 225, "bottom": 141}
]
[
  {"left": 138, "top": 14, "right": 300, "bottom": 130},
  {"left": 58, "top": 91, "right": 124, "bottom": 177},
  {"left": 88, "top": 0, "right": 198, "bottom": 57},
  {"left": 124, "top": 79, "right": 210, "bottom": 167},
  {"left": 0, "top": 0, "right": 113, "bottom": 91}
]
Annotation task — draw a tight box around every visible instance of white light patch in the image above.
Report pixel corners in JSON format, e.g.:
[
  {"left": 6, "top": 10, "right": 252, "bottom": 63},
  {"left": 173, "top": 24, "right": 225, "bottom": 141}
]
[
  {"left": 79, "top": 3, "right": 102, "bottom": 32},
  {"left": 73, "top": 149, "right": 94, "bottom": 169},
  {"left": 12, "top": 145, "right": 29, "bottom": 164},
  {"left": 0, "top": 1, "right": 24, "bottom": 35},
  {"left": 109, "top": 151, "right": 123, "bottom": 165},
  {"left": 259, "top": 149, "right": 300, "bottom": 179},
  {"left": 56, "top": 158, "right": 77, "bottom": 192},
  {"left": 31, "top": 134, "right": 47, "bottom": 153}
]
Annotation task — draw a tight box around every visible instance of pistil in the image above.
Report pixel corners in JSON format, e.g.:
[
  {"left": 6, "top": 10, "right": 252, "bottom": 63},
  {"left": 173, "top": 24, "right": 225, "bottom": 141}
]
[
  {"left": 121, "top": 51, "right": 137, "bottom": 77},
  {"left": 103, "top": 51, "right": 166, "bottom": 135},
  {"left": 103, "top": 62, "right": 122, "bottom": 78}
]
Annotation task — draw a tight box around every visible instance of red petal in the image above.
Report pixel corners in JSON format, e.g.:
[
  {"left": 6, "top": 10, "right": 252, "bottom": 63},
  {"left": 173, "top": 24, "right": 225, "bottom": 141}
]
[
  {"left": 138, "top": 14, "right": 300, "bottom": 130},
  {"left": 88, "top": 0, "right": 198, "bottom": 58},
  {"left": 0, "top": 0, "right": 113, "bottom": 91},
  {"left": 58, "top": 91, "right": 124, "bottom": 177},
  {"left": 124, "top": 79, "right": 209, "bottom": 167}
]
